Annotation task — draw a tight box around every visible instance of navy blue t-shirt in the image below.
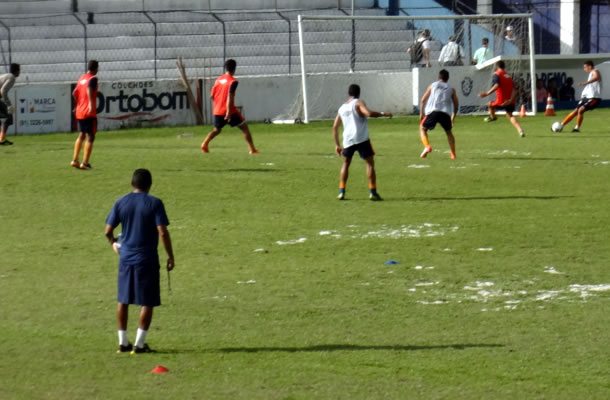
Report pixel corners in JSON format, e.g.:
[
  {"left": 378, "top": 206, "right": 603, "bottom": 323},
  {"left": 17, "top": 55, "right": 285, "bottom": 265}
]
[{"left": 106, "top": 192, "right": 170, "bottom": 264}]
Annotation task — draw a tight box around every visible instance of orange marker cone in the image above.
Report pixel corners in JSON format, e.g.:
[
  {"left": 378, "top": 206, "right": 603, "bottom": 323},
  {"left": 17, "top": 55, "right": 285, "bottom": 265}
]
[
  {"left": 544, "top": 95, "right": 555, "bottom": 116},
  {"left": 520, "top": 104, "right": 526, "bottom": 118},
  {"left": 151, "top": 366, "right": 169, "bottom": 374}
]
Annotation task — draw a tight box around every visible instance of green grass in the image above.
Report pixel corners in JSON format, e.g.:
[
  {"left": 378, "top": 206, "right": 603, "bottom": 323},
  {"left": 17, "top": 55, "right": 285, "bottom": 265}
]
[{"left": 1, "top": 110, "right": 609, "bottom": 399}]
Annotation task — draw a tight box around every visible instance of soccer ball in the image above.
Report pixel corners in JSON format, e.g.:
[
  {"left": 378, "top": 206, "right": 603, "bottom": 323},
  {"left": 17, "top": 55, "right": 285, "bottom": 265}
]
[{"left": 551, "top": 122, "right": 563, "bottom": 132}]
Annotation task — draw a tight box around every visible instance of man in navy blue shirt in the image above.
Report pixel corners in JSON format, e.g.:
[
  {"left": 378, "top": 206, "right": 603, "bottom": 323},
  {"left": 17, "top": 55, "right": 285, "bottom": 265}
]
[{"left": 105, "top": 169, "right": 174, "bottom": 354}]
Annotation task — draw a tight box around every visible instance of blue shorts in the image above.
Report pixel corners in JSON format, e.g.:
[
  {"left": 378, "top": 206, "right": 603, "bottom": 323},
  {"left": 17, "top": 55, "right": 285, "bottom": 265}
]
[
  {"left": 117, "top": 261, "right": 161, "bottom": 307},
  {"left": 576, "top": 98, "right": 600, "bottom": 112},
  {"left": 343, "top": 140, "right": 374, "bottom": 159},
  {"left": 214, "top": 112, "right": 245, "bottom": 129},
  {"left": 0, "top": 100, "right": 13, "bottom": 128},
  {"left": 77, "top": 118, "right": 97, "bottom": 135},
  {"left": 421, "top": 111, "right": 452, "bottom": 132}
]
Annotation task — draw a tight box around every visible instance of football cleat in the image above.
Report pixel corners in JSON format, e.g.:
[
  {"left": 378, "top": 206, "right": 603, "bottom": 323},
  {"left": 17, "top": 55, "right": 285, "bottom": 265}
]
[
  {"left": 484, "top": 117, "right": 497, "bottom": 122},
  {"left": 116, "top": 343, "right": 133, "bottom": 354},
  {"left": 369, "top": 193, "right": 383, "bottom": 201},
  {"left": 130, "top": 344, "right": 155, "bottom": 354},
  {"left": 420, "top": 146, "right": 432, "bottom": 159},
  {"left": 79, "top": 162, "right": 92, "bottom": 170}
]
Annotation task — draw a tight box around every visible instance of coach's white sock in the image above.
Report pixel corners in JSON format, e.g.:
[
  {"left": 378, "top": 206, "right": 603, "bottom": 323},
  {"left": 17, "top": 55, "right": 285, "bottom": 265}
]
[
  {"left": 135, "top": 328, "right": 148, "bottom": 348},
  {"left": 118, "top": 330, "right": 129, "bottom": 346}
]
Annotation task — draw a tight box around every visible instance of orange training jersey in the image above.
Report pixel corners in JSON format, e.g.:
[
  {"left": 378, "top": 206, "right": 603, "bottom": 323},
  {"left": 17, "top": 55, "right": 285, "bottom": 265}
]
[
  {"left": 74, "top": 73, "right": 98, "bottom": 119},
  {"left": 211, "top": 73, "right": 239, "bottom": 116},
  {"left": 492, "top": 69, "right": 515, "bottom": 106}
]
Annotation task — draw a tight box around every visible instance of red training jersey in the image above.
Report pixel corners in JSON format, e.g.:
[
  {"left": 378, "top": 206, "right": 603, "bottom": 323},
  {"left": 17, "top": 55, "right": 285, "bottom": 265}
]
[
  {"left": 211, "top": 73, "right": 239, "bottom": 116},
  {"left": 492, "top": 69, "right": 515, "bottom": 106},
  {"left": 74, "top": 73, "right": 98, "bottom": 119}
]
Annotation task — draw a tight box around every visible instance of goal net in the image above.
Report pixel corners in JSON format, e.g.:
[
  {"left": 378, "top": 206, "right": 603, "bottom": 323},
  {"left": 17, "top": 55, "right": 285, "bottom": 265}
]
[{"left": 276, "top": 13, "right": 535, "bottom": 122}]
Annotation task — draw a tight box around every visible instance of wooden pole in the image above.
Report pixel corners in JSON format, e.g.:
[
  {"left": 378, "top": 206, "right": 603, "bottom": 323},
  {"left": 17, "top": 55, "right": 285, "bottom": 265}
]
[{"left": 176, "top": 57, "right": 204, "bottom": 125}]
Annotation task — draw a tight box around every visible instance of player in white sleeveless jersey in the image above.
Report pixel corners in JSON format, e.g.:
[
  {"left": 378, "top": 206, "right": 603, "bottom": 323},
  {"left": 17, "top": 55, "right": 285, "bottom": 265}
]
[
  {"left": 557, "top": 60, "right": 602, "bottom": 133},
  {"left": 419, "top": 69, "right": 459, "bottom": 159},
  {"left": 332, "top": 84, "right": 392, "bottom": 201}
]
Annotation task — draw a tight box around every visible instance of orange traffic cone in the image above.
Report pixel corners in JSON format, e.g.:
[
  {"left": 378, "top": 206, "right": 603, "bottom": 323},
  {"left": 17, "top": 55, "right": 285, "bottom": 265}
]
[
  {"left": 544, "top": 95, "right": 555, "bottom": 116},
  {"left": 520, "top": 104, "right": 526, "bottom": 118}
]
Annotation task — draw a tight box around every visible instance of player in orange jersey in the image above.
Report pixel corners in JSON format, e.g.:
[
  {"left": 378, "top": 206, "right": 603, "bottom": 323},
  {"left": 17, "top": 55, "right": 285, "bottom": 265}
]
[
  {"left": 71, "top": 60, "right": 99, "bottom": 169},
  {"left": 201, "top": 59, "right": 259, "bottom": 154},
  {"left": 478, "top": 60, "right": 525, "bottom": 138}
]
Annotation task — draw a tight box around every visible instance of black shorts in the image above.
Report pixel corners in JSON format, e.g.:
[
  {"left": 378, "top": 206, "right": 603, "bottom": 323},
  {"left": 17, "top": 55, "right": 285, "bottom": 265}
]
[
  {"left": 214, "top": 112, "right": 245, "bottom": 129},
  {"left": 343, "top": 140, "right": 374, "bottom": 159},
  {"left": 117, "top": 261, "right": 161, "bottom": 307},
  {"left": 77, "top": 118, "right": 97, "bottom": 135},
  {"left": 0, "top": 100, "right": 13, "bottom": 128},
  {"left": 576, "top": 98, "right": 600, "bottom": 112},
  {"left": 491, "top": 103, "right": 516, "bottom": 114},
  {"left": 421, "top": 111, "right": 452, "bottom": 132}
]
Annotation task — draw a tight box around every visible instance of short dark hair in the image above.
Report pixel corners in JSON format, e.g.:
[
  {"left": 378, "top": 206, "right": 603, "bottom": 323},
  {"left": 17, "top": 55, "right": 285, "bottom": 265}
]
[
  {"left": 584, "top": 60, "right": 594, "bottom": 68},
  {"left": 88, "top": 60, "right": 99, "bottom": 72},
  {"left": 348, "top": 84, "right": 360, "bottom": 98},
  {"left": 9, "top": 63, "right": 20, "bottom": 75},
  {"left": 482, "top": 37, "right": 489, "bottom": 44},
  {"left": 566, "top": 77, "right": 574, "bottom": 85},
  {"left": 439, "top": 69, "right": 449, "bottom": 82},
  {"left": 132, "top": 169, "right": 152, "bottom": 191},
  {"left": 496, "top": 60, "right": 505, "bottom": 69},
  {"left": 225, "top": 59, "right": 237, "bottom": 73}
]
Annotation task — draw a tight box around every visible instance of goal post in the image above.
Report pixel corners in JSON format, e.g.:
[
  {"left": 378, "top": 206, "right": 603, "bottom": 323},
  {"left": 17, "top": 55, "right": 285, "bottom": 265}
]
[{"left": 290, "top": 13, "right": 535, "bottom": 123}]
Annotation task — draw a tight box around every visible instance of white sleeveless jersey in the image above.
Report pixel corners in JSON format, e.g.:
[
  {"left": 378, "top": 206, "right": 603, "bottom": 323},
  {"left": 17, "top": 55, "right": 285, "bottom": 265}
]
[
  {"left": 424, "top": 81, "right": 453, "bottom": 116},
  {"left": 338, "top": 98, "right": 369, "bottom": 148},
  {"left": 581, "top": 70, "right": 601, "bottom": 98}
]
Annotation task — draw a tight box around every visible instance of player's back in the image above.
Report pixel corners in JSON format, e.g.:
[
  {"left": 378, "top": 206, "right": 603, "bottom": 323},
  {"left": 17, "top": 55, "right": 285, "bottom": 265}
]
[
  {"left": 495, "top": 69, "right": 514, "bottom": 104},
  {"left": 425, "top": 81, "right": 453, "bottom": 115},
  {"left": 338, "top": 98, "right": 369, "bottom": 147},
  {"left": 74, "top": 73, "right": 98, "bottom": 119},
  {"left": 211, "top": 73, "right": 238, "bottom": 116}
]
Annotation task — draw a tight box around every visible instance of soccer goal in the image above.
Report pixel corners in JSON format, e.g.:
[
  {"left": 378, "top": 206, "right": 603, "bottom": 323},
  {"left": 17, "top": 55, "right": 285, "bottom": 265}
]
[{"left": 283, "top": 13, "right": 535, "bottom": 123}]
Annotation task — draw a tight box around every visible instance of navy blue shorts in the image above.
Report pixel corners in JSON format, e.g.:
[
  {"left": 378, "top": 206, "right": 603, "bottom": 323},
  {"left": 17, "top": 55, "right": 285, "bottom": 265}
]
[
  {"left": 576, "top": 98, "right": 600, "bottom": 112},
  {"left": 214, "top": 112, "right": 245, "bottom": 129},
  {"left": 343, "top": 140, "right": 374, "bottom": 159},
  {"left": 0, "top": 100, "right": 13, "bottom": 128},
  {"left": 77, "top": 118, "right": 97, "bottom": 135},
  {"left": 117, "top": 261, "right": 161, "bottom": 307},
  {"left": 491, "top": 103, "right": 516, "bottom": 114},
  {"left": 421, "top": 111, "right": 452, "bottom": 132}
]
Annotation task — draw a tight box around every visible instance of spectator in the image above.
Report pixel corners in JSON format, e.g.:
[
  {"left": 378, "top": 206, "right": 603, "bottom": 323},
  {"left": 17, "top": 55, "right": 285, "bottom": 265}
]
[
  {"left": 472, "top": 37, "right": 493, "bottom": 65},
  {"left": 505, "top": 26, "right": 515, "bottom": 42},
  {"left": 547, "top": 78, "right": 559, "bottom": 100},
  {"left": 438, "top": 35, "right": 464, "bottom": 67},
  {"left": 559, "top": 77, "right": 576, "bottom": 101},
  {"left": 408, "top": 29, "right": 431, "bottom": 68},
  {"left": 535, "top": 79, "right": 547, "bottom": 103}
]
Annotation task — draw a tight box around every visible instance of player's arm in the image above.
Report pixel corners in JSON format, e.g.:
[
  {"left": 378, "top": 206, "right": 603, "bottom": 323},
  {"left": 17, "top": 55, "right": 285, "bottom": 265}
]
[
  {"left": 451, "top": 88, "right": 459, "bottom": 125},
  {"left": 104, "top": 224, "right": 121, "bottom": 254},
  {"left": 580, "top": 70, "right": 601, "bottom": 86},
  {"left": 355, "top": 100, "right": 392, "bottom": 119},
  {"left": 157, "top": 225, "right": 175, "bottom": 271},
  {"left": 332, "top": 114, "right": 342, "bottom": 156},
  {"left": 1, "top": 79, "right": 14, "bottom": 107},
  {"left": 225, "top": 81, "right": 238, "bottom": 120},
  {"left": 479, "top": 83, "right": 499, "bottom": 98},
  {"left": 419, "top": 85, "right": 432, "bottom": 121},
  {"left": 86, "top": 87, "right": 94, "bottom": 114}
]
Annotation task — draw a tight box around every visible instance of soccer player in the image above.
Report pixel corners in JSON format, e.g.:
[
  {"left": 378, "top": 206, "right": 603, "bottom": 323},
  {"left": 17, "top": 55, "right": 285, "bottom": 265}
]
[
  {"left": 105, "top": 169, "right": 175, "bottom": 354},
  {"left": 556, "top": 61, "right": 602, "bottom": 133},
  {"left": 478, "top": 60, "right": 525, "bottom": 138},
  {"left": 201, "top": 59, "right": 259, "bottom": 154},
  {"left": 419, "top": 69, "right": 459, "bottom": 159},
  {"left": 0, "top": 63, "right": 20, "bottom": 146},
  {"left": 332, "top": 84, "right": 392, "bottom": 201},
  {"left": 71, "top": 60, "right": 99, "bottom": 170}
]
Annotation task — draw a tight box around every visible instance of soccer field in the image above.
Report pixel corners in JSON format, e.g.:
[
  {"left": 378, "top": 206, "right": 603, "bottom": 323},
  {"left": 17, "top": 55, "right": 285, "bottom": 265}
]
[{"left": 1, "top": 110, "right": 609, "bottom": 399}]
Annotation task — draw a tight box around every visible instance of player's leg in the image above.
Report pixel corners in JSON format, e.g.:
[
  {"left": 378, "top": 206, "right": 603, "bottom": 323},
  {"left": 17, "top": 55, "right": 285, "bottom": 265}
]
[
  {"left": 364, "top": 155, "right": 381, "bottom": 201},
  {"left": 506, "top": 111, "right": 525, "bottom": 137},
  {"left": 573, "top": 106, "right": 586, "bottom": 132},
  {"left": 116, "top": 303, "right": 132, "bottom": 352},
  {"left": 132, "top": 306, "right": 154, "bottom": 353},
  {"left": 420, "top": 125, "right": 432, "bottom": 158},
  {"left": 238, "top": 122, "right": 259, "bottom": 154},
  {"left": 0, "top": 122, "right": 9, "bottom": 144},
  {"left": 445, "top": 130, "right": 456, "bottom": 159},
  {"left": 201, "top": 127, "right": 221, "bottom": 153},
  {"left": 561, "top": 105, "right": 580, "bottom": 128},
  {"left": 337, "top": 156, "right": 351, "bottom": 200},
  {"left": 71, "top": 132, "right": 86, "bottom": 167},
  {"left": 81, "top": 133, "right": 95, "bottom": 169},
  {"left": 485, "top": 102, "right": 497, "bottom": 122}
]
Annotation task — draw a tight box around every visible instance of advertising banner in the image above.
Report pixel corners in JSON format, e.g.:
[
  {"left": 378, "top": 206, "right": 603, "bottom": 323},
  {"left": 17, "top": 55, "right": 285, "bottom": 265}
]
[
  {"left": 94, "top": 80, "right": 201, "bottom": 130},
  {"left": 14, "top": 86, "right": 59, "bottom": 134}
]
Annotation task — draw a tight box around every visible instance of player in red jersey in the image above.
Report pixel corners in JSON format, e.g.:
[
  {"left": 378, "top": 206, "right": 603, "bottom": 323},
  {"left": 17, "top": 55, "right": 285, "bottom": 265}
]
[
  {"left": 71, "top": 60, "right": 99, "bottom": 169},
  {"left": 201, "top": 59, "right": 259, "bottom": 154},
  {"left": 478, "top": 60, "right": 525, "bottom": 138}
]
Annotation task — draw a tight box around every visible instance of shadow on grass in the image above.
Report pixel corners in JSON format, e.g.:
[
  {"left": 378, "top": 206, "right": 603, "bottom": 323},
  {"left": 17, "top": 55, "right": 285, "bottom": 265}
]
[
  {"left": 199, "top": 168, "right": 281, "bottom": 173},
  {"left": 395, "top": 195, "right": 573, "bottom": 201},
  {"left": 156, "top": 343, "right": 504, "bottom": 354}
]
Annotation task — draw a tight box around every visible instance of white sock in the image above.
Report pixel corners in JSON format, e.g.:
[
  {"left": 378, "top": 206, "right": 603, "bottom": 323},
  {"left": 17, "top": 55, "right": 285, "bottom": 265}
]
[
  {"left": 118, "top": 330, "right": 128, "bottom": 346},
  {"left": 135, "top": 328, "right": 148, "bottom": 348},
  {"left": 574, "top": 125, "right": 579, "bottom": 129}
]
